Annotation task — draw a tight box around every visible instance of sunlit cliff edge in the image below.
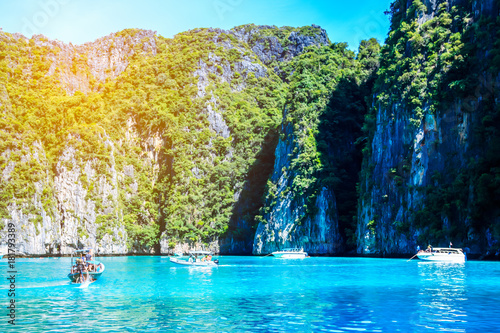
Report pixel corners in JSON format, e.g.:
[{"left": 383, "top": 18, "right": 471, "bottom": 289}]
[{"left": 1, "top": 0, "right": 499, "bottom": 259}]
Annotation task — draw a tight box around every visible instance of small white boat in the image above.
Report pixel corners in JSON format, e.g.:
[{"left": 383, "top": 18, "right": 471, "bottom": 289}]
[
  {"left": 271, "top": 248, "right": 308, "bottom": 259},
  {"left": 417, "top": 247, "right": 466, "bottom": 262},
  {"left": 169, "top": 251, "right": 219, "bottom": 267}
]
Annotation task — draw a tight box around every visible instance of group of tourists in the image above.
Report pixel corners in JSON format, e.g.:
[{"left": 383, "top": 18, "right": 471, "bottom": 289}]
[
  {"left": 416, "top": 245, "right": 434, "bottom": 253},
  {"left": 71, "top": 249, "right": 95, "bottom": 283},
  {"left": 201, "top": 254, "right": 212, "bottom": 262},
  {"left": 188, "top": 253, "right": 212, "bottom": 263}
]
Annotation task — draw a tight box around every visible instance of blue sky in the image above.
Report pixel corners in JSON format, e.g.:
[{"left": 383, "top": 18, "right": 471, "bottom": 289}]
[{"left": 0, "top": 0, "right": 393, "bottom": 49}]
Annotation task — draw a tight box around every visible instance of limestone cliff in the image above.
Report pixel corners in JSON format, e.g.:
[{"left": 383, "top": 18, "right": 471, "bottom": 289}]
[
  {"left": 216, "top": 24, "right": 332, "bottom": 254},
  {"left": 0, "top": 25, "right": 334, "bottom": 256},
  {"left": 249, "top": 38, "right": 378, "bottom": 255},
  {"left": 252, "top": 119, "right": 342, "bottom": 254},
  {"left": 357, "top": 0, "right": 500, "bottom": 256},
  {"left": 0, "top": 30, "right": 159, "bottom": 255}
]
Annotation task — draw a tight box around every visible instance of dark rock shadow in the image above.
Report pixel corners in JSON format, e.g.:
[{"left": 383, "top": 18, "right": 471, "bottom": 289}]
[
  {"left": 218, "top": 129, "right": 279, "bottom": 254},
  {"left": 316, "top": 75, "right": 374, "bottom": 253}
]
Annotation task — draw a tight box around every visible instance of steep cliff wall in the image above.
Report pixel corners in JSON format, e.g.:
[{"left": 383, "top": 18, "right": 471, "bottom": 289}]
[
  {"left": 0, "top": 25, "right": 336, "bottom": 256},
  {"left": 0, "top": 29, "right": 160, "bottom": 255},
  {"left": 215, "top": 25, "right": 332, "bottom": 254},
  {"left": 357, "top": 0, "right": 500, "bottom": 256},
  {"left": 252, "top": 120, "right": 342, "bottom": 254},
  {"left": 252, "top": 40, "right": 379, "bottom": 254},
  {"left": 231, "top": 24, "right": 330, "bottom": 69}
]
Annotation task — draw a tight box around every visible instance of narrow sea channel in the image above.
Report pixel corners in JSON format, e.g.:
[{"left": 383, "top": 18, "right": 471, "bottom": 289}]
[{"left": 2, "top": 256, "right": 500, "bottom": 332}]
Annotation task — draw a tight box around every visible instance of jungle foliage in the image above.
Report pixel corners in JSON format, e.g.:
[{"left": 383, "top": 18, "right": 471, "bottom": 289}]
[
  {"left": 2, "top": 26, "right": 371, "bottom": 251},
  {"left": 255, "top": 39, "right": 380, "bottom": 248},
  {"left": 366, "top": 0, "right": 500, "bottom": 247}
]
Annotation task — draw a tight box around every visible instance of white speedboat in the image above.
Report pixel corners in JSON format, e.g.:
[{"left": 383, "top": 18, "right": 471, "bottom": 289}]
[
  {"left": 417, "top": 247, "right": 466, "bottom": 262},
  {"left": 271, "top": 248, "right": 308, "bottom": 259},
  {"left": 169, "top": 251, "right": 219, "bottom": 267}
]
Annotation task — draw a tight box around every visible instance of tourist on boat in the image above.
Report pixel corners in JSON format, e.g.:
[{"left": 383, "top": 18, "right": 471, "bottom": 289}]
[
  {"left": 75, "top": 258, "right": 89, "bottom": 283},
  {"left": 85, "top": 249, "right": 93, "bottom": 261},
  {"left": 207, "top": 254, "right": 212, "bottom": 261},
  {"left": 416, "top": 245, "right": 421, "bottom": 253},
  {"left": 426, "top": 245, "right": 433, "bottom": 252}
]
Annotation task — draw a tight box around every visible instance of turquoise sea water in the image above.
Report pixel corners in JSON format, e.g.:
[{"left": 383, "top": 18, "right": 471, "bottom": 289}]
[{"left": 2, "top": 256, "right": 500, "bottom": 332}]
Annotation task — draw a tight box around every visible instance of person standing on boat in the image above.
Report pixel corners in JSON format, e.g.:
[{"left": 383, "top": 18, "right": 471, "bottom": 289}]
[
  {"left": 449, "top": 242, "right": 453, "bottom": 248},
  {"left": 417, "top": 245, "right": 421, "bottom": 253},
  {"left": 85, "top": 249, "right": 93, "bottom": 262},
  {"left": 76, "top": 258, "right": 88, "bottom": 283}
]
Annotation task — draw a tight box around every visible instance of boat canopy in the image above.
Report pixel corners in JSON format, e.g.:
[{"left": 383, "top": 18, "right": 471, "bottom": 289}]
[
  {"left": 73, "top": 248, "right": 92, "bottom": 254},
  {"left": 189, "top": 251, "right": 213, "bottom": 255},
  {"left": 432, "top": 248, "right": 463, "bottom": 253},
  {"left": 280, "top": 248, "right": 304, "bottom": 252}
]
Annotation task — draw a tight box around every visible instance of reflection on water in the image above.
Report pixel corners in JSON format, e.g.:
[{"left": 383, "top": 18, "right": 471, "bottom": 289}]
[
  {"left": 414, "top": 262, "right": 467, "bottom": 332},
  {"left": 2, "top": 257, "right": 500, "bottom": 332}
]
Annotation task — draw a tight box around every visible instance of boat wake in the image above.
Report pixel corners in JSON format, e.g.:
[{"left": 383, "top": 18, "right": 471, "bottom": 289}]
[{"left": 77, "top": 280, "right": 92, "bottom": 289}]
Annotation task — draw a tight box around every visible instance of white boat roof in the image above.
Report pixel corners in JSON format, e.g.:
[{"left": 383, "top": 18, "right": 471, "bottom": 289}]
[
  {"left": 74, "top": 248, "right": 92, "bottom": 254},
  {"left": 277, "top": 248, "right": 304, "bottom": 252},
  {"left": 431, "top": 247, "right": 463, "bottom": 251},
  {"left": 189, "top": 251, "right": 213, "bottom": 255}
]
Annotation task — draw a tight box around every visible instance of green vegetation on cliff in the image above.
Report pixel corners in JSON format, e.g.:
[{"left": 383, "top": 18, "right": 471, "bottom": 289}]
[
  {"left": 5, "top": 1, "right": 497, "bottom": 256},
  {"left": 0, "top": 26, "right": 333, "bottom": 252},
  {"left": 361, "top": 0, "right": 500, "bottom": 251},
  {"left": 255, "top": 39, "right": 380, "bottom": 250}
]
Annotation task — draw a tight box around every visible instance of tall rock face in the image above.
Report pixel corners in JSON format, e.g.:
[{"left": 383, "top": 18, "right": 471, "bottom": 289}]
[
  {"left": 251, "top": 40, "right": 380, "bottom": 255},
  {"left": 252, "top": 121, "right": 342, "bottom": 254},
  {"left": 215, "top": 24, "right": 332, "bottom": 254},
  {"left": 231, "top": 24, "right": 330, "bottom": 69},
  {"left": 357, "top": 0, "right": 500, "bottom": 256},
  {"left": 0, "top": 30, "right": 159, "bottom": 256},
  {"left": 0, "top": 25, "right": 340, "bottom": 256}
]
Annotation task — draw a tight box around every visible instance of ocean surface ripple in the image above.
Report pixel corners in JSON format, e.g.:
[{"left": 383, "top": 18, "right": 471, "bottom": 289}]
[{"left": 2, "top": 257, "right": 500, "bottom": 332}]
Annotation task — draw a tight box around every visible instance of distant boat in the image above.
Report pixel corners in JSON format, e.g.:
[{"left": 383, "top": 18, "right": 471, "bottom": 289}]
[
  {"left": 170, "top": 251, "right": 219, "bottom": 267},
  {"left": 272, "top": 248, "right": 308, "bottom": 259},
  {"left": 68, "top": 249, "right": 105, "bottom": 283},
  {"left": 417, "top": 247, "right": 466, "bottom": 263}
]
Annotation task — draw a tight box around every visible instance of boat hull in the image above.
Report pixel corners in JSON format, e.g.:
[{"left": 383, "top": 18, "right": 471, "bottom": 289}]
[
  {"left": 272, "top": 252, "right": 307, "bottom": 259},
  {"left": 170, "top": 257, "right": 218, "bottom": 267},
  {"left": 417, "top": 253, "right": 465, "bottom": 263},
  {"left": 68, "top": 263, "right": 105, "bottom": 283}
]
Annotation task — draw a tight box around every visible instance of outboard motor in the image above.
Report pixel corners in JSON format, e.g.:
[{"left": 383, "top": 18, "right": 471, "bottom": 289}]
[{"left": 214, "top": 259, "right": 219, "bottom": 265}]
